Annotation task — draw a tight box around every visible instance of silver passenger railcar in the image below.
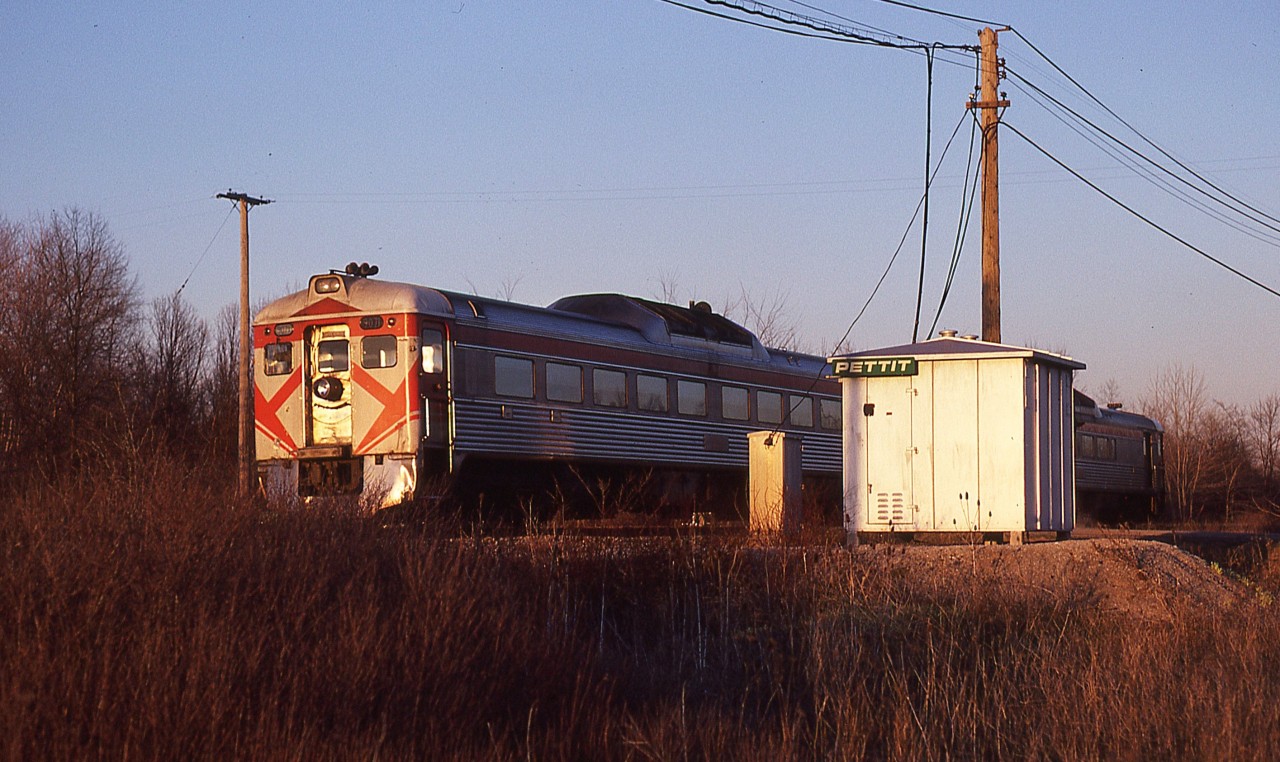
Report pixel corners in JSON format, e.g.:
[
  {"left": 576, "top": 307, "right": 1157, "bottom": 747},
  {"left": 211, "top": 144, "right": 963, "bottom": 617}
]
[
  {"left": 254, "top": 267, "right": 843, "bottom": 517},
  {"left": 1074, "top": 390, "right": 1166, "bottom": 522}
]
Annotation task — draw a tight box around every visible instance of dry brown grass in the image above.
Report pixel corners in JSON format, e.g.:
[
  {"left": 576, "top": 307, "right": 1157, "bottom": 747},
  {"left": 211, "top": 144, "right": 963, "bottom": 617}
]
[{"left": 5, "top": 462, "right": 1280, "bottom": 759}]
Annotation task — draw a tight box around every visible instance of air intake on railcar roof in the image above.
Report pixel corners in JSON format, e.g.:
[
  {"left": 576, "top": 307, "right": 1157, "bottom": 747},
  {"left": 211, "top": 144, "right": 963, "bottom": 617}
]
[{"left": 551, "top": 293, "right": 757, "bottom": 348}]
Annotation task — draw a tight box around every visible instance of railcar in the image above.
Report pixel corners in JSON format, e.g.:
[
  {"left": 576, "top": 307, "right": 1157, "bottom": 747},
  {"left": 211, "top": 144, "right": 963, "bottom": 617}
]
[
  {"left": 1073, "top": 390, "right": 1166, "bottom": 523},
  {"left": 253, "top": 265, "right": 843, "bottom": 517}
]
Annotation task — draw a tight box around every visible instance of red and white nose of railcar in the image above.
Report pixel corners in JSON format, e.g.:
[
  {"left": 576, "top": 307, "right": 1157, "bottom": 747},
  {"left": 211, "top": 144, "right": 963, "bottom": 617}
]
[{"left": 252, "top": 269, "right": 452, "bottom": 508}]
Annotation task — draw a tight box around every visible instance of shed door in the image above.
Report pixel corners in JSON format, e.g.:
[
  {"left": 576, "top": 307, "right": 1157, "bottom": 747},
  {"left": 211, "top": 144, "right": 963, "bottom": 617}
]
[
  {"left": 930, "top": 360, "right": 980, "bottom": 530},
  {"left": 863, "top": 376, "right": 914, "bottom": 526}
]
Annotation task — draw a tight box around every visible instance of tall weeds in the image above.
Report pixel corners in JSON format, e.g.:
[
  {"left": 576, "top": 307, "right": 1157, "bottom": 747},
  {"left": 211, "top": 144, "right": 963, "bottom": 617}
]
[{"left": 4, "top": 465, "right": 1280, "bottom": 759}]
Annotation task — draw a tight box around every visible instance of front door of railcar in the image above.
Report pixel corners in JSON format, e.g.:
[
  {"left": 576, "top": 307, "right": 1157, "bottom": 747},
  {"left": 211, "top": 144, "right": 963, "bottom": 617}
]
[{"left": 306, "top": 324, "right": 353, "bottom": 446}]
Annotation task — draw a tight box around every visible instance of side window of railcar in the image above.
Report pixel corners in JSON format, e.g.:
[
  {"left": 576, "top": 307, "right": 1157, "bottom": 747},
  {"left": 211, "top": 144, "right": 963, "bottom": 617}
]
[
  {"left": 421, "top": 329, "right": 443, "bottom": 373},
  {"left": 593, "top": 369, "right": 628, "bottom": 408},
  {"left": 547, "top": 362, "right": 583, "bottom": 403},
  {"left": 819, "top": 399, "right": 842, "bottom": 431},
  {"left": 677, "top": 380, "right": 706, "bottom": 417},
  {"left": 1097, "top": 436, "right": 1116, "bottom": 460},
  {"left": 1078, "top": 434, "right": 1096, "bottom": 459},
  {"left": 361, "top": 335, "right": 398, "bottom": 369},
  {"left": 495, "top": 356, "right": 534, "bottom": 399},
  {"left": 722, "top": 386, "right": 749, "bottom": 421},
  {"left": 757, "top": 391, "right": 782, "bottom": 425},
  {"left": 789, "top": 396, "right": 813, "bottom": 428},
  {"left": 264, "top": 342, "right": 292, "bottom": 376},
  {"left": 637, "top": 374, "right": 669, "bottom": 412}
]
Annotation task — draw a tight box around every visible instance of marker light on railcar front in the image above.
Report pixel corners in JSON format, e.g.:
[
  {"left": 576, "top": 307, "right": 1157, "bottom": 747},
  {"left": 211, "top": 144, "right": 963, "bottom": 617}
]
[{"left": 314, "top": 276, "right": 342, "bottom": 294}]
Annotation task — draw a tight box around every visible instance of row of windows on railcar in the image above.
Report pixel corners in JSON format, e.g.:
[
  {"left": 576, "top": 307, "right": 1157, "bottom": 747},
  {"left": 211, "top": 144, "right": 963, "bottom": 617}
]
[
  {"left": 1077, "top": 433, "right": 1117, "bottom": 460},
  {"left": 262, "top": 335, "right": 401, "bottom": 377},
  {"left": 493, "top": 355, "right": 841, "bottom": 431},
  {"left": 263, "top": 331, "right": 444, "bottom": 378}
]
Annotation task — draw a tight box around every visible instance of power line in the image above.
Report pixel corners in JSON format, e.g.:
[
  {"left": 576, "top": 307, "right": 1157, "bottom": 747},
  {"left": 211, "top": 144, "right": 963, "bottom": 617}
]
[
  {"left": 928, "top": 108, "right": 982, "bottom": 337},
  {"left": 658, "top": 0, "right": 977, "bottom": 62},
  {"left": 176, "top": 203, "right": 237, "bottom": 296},
  {"left": 1008, "top": 28, "right": 1280, "bottom": 235},
  {"left": 1004, "top": 122, "right": 1280, "bottom": 301},
  {"left": 767, "top": 107, "right": 975, "bottom": 438},
  {"left": 911, "top": 46, "right": 937, "bottom": 343},
  {"left": 839, "top": 108, "right": 974, "bottom": 350},
  {"left": 1006, "top": 68, "right": 1280, "bottom": 241},
  {"left": 864, "top": 0, "right": 1006, "bottom": 27},
  {"left": 785, "top": 0, "right": 928, "bottom": 45},
  {"left": 1007, "top": 75, "right": 1280, "bottom": 249},
  {"left": 701, "top": 0, "right": 936, "bottom": 48},
  {"left": 266, "top": 157, "right": 1278, "bottom": 205},
  {"left": 657, "top": 0, "right": 861, "bottom": 43},
  {"left": 660, "top": 0, "right": 1280, "bottom": 315}
]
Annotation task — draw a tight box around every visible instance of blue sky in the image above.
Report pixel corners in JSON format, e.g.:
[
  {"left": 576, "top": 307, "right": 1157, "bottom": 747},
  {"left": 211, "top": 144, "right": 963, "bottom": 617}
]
[{"left": 3, "top": 1, "right": 1278, "bottom": 408}]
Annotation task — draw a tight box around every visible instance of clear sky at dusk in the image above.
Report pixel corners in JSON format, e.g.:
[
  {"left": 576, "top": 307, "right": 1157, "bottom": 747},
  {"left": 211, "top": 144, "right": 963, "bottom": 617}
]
[{"left": 2, "top": 1, "right": 1277, "bottom": 408}]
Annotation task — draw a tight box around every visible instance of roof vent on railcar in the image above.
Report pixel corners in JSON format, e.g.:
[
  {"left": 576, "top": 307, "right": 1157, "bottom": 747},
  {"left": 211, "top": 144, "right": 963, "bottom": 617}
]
[
  {"left": 552, "top": 293, "right": 757, "bottom": 347},
  {"left": 640, "top": 298, "right": 754, "bottom": 347}
]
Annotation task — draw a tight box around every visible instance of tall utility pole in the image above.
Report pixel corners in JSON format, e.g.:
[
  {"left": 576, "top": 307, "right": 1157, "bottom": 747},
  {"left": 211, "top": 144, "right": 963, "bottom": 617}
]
[
  {"left": 217, "top": 190, "right": 272, "bottom": 498},
  {"left": 967, "top": 27, "right": 1009, "bottom": 343}
]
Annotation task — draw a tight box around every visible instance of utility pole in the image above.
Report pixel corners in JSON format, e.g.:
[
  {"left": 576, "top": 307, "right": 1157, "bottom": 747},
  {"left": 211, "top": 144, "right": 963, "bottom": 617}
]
[
  {"left": 967, "top": 27, "right": 1009, "bottom": 343},
  {"left": 217, "top": 190, "right": 272, "bottom": 498}
]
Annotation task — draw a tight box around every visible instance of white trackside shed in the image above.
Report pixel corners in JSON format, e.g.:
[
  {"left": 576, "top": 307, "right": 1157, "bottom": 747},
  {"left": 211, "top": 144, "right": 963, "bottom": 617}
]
[{"left": 830, "top": 334, "right": 1084, "bottom": 542}]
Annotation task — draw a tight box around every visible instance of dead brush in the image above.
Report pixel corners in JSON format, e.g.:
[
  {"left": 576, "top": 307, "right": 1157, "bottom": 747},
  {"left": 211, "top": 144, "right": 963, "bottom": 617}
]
[{"left": 9, "top": 463, "right": 1280, "bottom": 759}]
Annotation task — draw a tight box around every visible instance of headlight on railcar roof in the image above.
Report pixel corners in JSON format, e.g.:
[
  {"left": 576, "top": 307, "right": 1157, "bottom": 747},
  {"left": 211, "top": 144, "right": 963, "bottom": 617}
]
[{"left": 314, "top": 276, "right": 341, "bottom": 294}]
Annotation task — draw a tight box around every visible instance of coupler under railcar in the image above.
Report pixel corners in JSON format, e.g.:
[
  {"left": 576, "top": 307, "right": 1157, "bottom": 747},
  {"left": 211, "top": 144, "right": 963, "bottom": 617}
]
[{"left": 258, "top": 449, "right": 426, "bottom": 509}]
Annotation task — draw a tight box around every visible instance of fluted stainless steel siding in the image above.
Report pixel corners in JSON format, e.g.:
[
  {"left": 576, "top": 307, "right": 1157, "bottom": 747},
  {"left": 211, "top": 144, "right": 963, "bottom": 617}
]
[
  {"left": 1076, "top": 459, "right": 1150, "bottom": 494},
  {"left": 452, "top": 400, "right": 841, "bottom": 473}
]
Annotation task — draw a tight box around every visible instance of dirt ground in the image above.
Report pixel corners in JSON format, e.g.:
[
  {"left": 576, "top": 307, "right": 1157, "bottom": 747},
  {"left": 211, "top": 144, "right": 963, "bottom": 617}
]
[
  {"left": 859, "top": 537, "right": 1263, "bottom": 622},
  {"left": 514, "top": 530, "right": 1272, "bottom": 623}
]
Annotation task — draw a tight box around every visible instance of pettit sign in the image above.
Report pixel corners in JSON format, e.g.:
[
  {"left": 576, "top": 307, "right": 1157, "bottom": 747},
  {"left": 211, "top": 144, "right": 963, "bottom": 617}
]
[{"left": 829, "top": 357, "right": 918, "bottom": 378}]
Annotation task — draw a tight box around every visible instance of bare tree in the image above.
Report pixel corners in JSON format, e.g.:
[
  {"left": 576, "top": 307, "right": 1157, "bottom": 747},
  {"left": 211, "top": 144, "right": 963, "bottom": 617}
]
[
  {"left": 651, "top": 271, "right": 684, "bottom": 304},
  {"left": 139, "top": 291, "right": 209, "bottom": 452},
  {"left": 466, "top": 273, "right": 525, "bottom": 302},
  {"left": 204, "top": 303, "right": 241, "bottom": 463},
  {"left": 1206, "top": 403, "right": 1251, "bottom": 522},
  {"left": 1096, "top": 378, "right": 1123, "bottom": 408},
  {"left": 496, "top": 273, "right": 524, "bottom": 302},
  {"left": 721, "top": 282, "right": 803, "bottom": 351},
  {"left": 1249, "top": 393, "right": 1280, "bottom": 498},
  {"left": 1141, "top": 364, "right": 1211, "bottom": 522},
  {"left": 0, "top": 209, "right": 140, "bottom": 473},
  {"left": 0, "top": 218, "right": 23, "bottom": 467}
]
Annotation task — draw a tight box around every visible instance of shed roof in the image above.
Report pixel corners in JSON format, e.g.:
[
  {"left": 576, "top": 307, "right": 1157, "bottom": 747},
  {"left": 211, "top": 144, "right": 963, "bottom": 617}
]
[{"left": 830, "top": 335, "right": 1085, "bottom": 370}]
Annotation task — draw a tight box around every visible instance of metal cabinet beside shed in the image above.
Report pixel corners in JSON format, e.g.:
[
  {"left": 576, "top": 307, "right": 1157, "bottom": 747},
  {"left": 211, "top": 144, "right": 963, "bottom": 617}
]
[{"left": 830, "top": 334, "right": 1083, "bottom": 542}]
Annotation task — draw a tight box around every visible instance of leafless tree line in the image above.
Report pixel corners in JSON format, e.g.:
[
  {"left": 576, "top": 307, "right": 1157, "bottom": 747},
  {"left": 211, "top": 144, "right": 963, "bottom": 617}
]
[
  {"left": 0, "top": 209, "right": 238, "bottom": 488},
  {"left": 1141, "top": 363, "right": 1280, "bottom": 523}
]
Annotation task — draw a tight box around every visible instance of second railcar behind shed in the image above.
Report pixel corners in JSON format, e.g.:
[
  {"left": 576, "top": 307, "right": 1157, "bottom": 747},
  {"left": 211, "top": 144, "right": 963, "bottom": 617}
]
[{"left": 1074, "top": 390, "right": 1165, "bottom": 523}]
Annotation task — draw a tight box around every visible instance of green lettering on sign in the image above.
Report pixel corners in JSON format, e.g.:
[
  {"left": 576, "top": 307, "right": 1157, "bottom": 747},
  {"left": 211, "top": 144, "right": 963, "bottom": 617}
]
[{"left": 830, "top": 357, "right": 918, "bottom": 378}]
